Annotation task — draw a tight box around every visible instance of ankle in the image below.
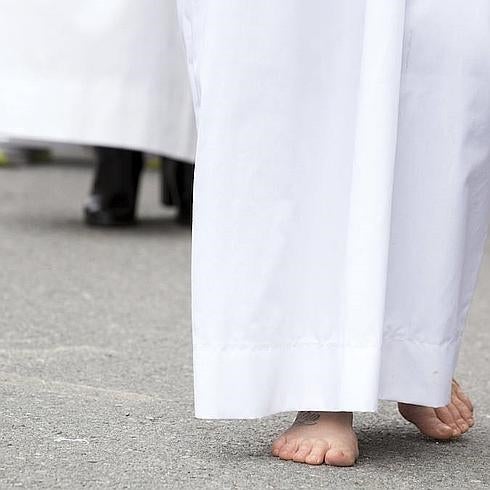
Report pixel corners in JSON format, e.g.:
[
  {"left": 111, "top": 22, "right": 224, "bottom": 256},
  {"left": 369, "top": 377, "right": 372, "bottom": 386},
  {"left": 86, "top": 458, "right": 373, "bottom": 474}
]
[{"left": 295, "top": 411, "right": 353, "bottom": 424}]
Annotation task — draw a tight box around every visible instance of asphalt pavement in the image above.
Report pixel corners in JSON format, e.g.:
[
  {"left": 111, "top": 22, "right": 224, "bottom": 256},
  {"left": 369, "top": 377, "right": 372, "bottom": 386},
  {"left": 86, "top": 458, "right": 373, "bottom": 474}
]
[{"left": 0, "top": 162, "right": 488, "bottom": 488}]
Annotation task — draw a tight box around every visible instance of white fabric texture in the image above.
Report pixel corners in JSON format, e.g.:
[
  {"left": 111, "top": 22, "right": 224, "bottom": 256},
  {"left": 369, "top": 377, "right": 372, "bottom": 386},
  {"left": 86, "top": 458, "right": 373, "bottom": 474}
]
[
  {"left": 178, "top": 0, "right": 490, "bottom": 419},
  {"left": 0, "top": 0, "right": 196, "bottom": 161}
]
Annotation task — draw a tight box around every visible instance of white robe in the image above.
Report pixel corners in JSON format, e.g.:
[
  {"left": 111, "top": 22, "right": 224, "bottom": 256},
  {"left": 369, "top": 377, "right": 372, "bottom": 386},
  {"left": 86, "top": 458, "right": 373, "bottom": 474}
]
[
  {"left": 0, "top": 0, "right": 196, "bottom": 161},
  {"left": 178, "top": 0, "right": 490, "bottom": 418}
]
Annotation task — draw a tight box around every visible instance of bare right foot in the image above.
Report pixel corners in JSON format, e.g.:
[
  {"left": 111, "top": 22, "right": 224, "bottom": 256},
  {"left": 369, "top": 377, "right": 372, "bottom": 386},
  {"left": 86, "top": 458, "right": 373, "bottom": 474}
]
[
  {"left": 398, "top": 380, "right": 474, "bottom": 440},
  {"left": 271, "top": 411, "right": 358, "bottom": 466}
]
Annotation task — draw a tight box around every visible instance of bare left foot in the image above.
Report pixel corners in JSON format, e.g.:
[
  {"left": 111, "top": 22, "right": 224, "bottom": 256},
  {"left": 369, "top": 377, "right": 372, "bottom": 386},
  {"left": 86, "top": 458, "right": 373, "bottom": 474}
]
[
  {"left": 398, "top": 380, "right": 474, "bottom": 440},
  {"left": 271, "top": 411, "right": 358, "bottom": 466}
]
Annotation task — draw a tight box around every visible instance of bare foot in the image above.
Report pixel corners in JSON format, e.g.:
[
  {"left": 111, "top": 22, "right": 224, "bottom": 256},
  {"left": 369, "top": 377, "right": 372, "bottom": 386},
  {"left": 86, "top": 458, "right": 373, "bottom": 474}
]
[
  {"left": 271, "top": 411, "right": 358, "bottom": 466},
  {"left": 398, "top": 380, "right": 474, "bottom": 440}
]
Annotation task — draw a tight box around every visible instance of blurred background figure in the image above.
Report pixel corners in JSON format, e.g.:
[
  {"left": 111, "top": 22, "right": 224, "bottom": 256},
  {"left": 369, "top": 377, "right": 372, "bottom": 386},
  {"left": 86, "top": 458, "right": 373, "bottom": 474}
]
[
  {"left": 0, "top": 0, "right": 196, "bottom": 225},
  {"left": 85, "top": 149, "right": 193, "bottom": 226}
]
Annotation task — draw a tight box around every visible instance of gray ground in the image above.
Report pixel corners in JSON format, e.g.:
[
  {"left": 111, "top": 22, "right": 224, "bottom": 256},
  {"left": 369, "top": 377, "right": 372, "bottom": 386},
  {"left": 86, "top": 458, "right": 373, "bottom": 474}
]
[{"left": 0, "top": 162, "right": 488, "bottom": 489}]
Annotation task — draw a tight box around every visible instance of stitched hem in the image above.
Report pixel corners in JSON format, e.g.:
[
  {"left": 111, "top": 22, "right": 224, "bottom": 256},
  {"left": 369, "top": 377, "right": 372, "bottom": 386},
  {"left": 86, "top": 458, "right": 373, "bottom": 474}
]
[{"left": 193, "top": 338, "right": 459, "bottom": 419}]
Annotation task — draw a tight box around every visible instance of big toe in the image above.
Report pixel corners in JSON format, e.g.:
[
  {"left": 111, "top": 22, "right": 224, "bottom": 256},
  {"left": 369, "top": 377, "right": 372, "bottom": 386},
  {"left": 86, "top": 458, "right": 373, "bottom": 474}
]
[
  {"left": 415, "top": 413, "right": 455, "bottom": 440},
  {"left": 271, "top": 436, "right": 287, "bottom": 456},
  {"left": 325, "top": 448, "right": 357, "bottom": 467},
  {"left": 399, "top": 404, "right": 459, "bottom": 440},
  {"left": 428, "top": 420, "right": 455, "bottom": 440}
]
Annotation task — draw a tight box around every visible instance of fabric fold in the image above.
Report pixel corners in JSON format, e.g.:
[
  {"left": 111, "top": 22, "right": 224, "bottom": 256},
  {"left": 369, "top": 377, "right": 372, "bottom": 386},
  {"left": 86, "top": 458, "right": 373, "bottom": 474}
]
[{"left": 179, "top": 0, "right": 490, "bottom": 419}]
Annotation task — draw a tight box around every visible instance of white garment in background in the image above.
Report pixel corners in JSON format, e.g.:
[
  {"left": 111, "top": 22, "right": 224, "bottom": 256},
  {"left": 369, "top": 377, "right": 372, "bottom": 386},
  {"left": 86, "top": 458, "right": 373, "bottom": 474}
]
[
  {"left": 178, "top": 0, "right": 490, "bottom": 418},
  {"left": 0, "top": 0, "right": 196, "bottom": 161}
]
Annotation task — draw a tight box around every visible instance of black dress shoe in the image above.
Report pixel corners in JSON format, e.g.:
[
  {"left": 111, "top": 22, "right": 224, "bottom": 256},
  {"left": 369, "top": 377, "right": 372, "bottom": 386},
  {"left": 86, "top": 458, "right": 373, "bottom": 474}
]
[
  {"left": 83, "top": 147, "right": 143, "bottom": 226},
  {"left": 83, "top": 194, "right": 137, "bottom": 226}
]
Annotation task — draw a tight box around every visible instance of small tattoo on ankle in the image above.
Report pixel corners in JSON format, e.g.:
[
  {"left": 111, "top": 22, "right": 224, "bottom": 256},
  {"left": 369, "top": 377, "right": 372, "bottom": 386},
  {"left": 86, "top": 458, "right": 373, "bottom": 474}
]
[{"left": 295, "top": 411, "right": 321, "bottom": 426}]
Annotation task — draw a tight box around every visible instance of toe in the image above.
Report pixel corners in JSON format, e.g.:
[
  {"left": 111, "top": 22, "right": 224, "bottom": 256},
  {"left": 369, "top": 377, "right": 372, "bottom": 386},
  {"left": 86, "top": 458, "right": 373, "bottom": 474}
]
[
  {"left": 452, "top": 396, "right": 473, "bottom": 423},
  {"left": 453, "top": 391, "right": 474, "bottom": 425},
  {"left": 418, "top": 409, "right": 454, "bottom": 440},
  {"left": 400, "top": 404, "right": 456, "bottom": 440},
  {"left": 325, "top": 448, "right": 357, "bottom": 467},
  {"left": 292, "top": 441, "right": 313, "bottom": 463},
  {"left": 454, "top": 417, "right": 469, "bottom": 434},
  {"left": 453, "top": 381, "right": 474, "bottom": 413},
  {"left": 271, "top": 436, "right": 287, "bottom": 457},
  {"left": 305, "top": 441, "right": 329, "bottom": 465},
  {"left": 278, "top": 440, "right": 299, "bottom": 460},
  {"left": 434, "top": 406, "right": 459, "bottom": 435},
  {"left": 430, "top": 420, "right": 455, "bottom": 440},
  {"left": 447, "top": 404, "right": 468, "bottom": 435}
]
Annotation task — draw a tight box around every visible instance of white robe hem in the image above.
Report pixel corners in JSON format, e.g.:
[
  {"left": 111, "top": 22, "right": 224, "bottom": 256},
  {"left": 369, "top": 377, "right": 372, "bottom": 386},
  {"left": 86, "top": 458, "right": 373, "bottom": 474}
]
[{"left": 193, "top": 337, "right": 459, "bottom": 419}]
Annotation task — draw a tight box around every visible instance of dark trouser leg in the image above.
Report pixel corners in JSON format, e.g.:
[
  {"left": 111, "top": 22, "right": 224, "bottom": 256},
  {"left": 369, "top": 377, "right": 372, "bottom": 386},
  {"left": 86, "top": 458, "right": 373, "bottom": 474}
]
[
  {"left": 161, "top": 157, "right": 194, "bottom": 226},
  {"left": 84, "top": 147, "right": 144, "bottom": 226}
]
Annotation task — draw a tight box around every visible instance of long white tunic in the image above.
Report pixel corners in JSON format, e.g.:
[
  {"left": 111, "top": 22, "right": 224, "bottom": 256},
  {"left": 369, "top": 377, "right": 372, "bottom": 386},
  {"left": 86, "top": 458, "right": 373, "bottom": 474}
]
[
  {"left": 178, "top": 0, "right": 490, "bottom": 418},
  {"left": 0, "top": 0, "right": 196, "bottom": 161}
]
